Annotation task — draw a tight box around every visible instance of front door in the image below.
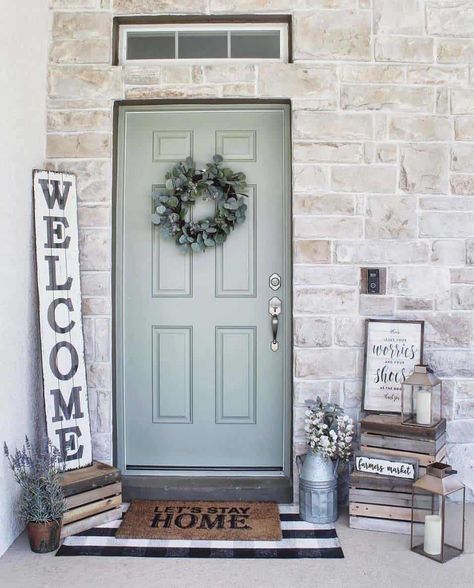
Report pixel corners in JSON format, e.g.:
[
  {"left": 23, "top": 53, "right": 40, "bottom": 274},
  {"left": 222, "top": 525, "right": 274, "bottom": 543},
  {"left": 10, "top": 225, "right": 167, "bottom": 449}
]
[{"left": 116, "top": 103, "right": 291, "bottom": 474}]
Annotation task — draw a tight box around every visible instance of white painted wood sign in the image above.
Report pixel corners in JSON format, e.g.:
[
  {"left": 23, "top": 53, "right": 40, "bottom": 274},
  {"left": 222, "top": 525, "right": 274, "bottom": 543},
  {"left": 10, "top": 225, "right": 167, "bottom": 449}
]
[
  {"left": 33, "top": 170, "right": 92, "bottom": 470},
  {"left": 355, "top": 453, "right": 418, "bottom": 481},
  {"left": 363, "top": 319, "right": 424, "bottom": 413}
]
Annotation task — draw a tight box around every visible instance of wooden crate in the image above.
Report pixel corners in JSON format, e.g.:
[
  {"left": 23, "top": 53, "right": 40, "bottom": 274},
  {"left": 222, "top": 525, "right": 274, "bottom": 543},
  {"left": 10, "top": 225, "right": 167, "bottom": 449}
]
[
  {"left": 60, "top": 461, "right": 122, "bottom": 538},
  {"left": 349, "top": 416, "right": 446, "bottom": 534},
  {"left": 349, "top": 471, "right": 426, "bottom": 535},
  {"left": 360, "top": 414, "right": 446, "bottom": 474}
]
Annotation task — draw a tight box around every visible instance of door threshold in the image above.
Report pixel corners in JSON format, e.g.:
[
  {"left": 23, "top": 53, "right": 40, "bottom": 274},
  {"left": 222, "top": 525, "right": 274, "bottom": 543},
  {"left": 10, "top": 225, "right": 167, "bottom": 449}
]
[{"left": 122, "top": 475, "right": 292, "bottom": 503}]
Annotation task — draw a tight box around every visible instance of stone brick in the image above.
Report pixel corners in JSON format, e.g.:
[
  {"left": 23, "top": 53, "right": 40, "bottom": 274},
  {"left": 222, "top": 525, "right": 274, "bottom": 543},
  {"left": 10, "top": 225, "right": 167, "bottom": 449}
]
[
  {"left": 161, "top": 66, "right": 193, "bottom": 85},
  {"left": 339, "top": 64, "right": 405, "bottom": 83},
  {"left": 375, "top": 144, "right": 397, "bottom": 163},
  {"left": 47, "top": 109, "right": 112, "bottom": 132},
  {"left": 400, "top": 144, "right": 449, "bottom": 194},
  {"left": 90, "top": 389, "right": 112, "bottom": 434},
  {"left": 424, "top": 314, "right": 473, "bottom": 348},
  {"left": 295, "top": 348, "right": 357, "bottom": 379},
  {"left": 436, "top": 88, "right": 449, "bottom": 114},
  {"left": 204, "top": 64, "right": 256, "bottom": 84},
  {"left": 397, "top": 297, "right": 433, "bottom": 311},
  {"left": 294, "top": 10, "right": 371, "bottom": 61},
  {"left": 294, "top": 112, "right": 373, "bottom": 141},
  {"left": 81, "top": 272, "right": 110, "bottom": 297},
  {"left": 406, "top": 65, "right": 467, "bottom": 85},
  {"left": 373, "top": 0, "right": 423, "bottom": 34},
  {"left": 259, "top": 64, "right": 335, "bottom": 98},
  {"left": 365, "top": 195, "right": 417, "bottom": 239},
  {"left": 294, "top": 266, "right": 359, "bottom": 287},
  {"left": 334, "top": 317, "right": 365, "bottom": 347},
  {"left": 452, "top": 90, "right": 474, "bottom": 114},
  {"left": 293, "top": 165, "right": 329, "bottom": 191},
  {"left": 79, "top": 229, "right": 111, "bottom": 270},
  {"left": 294, "top": 240, "right": 331, "bottom": 264},
  {"left": 295, "top": 216, "right": 363, "bottom": 239},
  {"left": 468, "top": 240, "right": 474, "bottom": 264},
  {"left": 114, "top": 0, "right": 209, "bottom": 12},
  {"left": 426, "top": 1, "right": 474, "bottom": 37},
  {"left": 451, "top": 268, "right": 474, "bottom": 283},
  {"left": 125, "top": 85, "right": 218, "bottom": 99},
  {"left": 294, "top": 142, "right": 363, "bottom": 164},
  {"left": 50, "top": 38, "right": 111, "bottom": 64},
  {"left": 343, "top": 380, "right": 363, "bottom": 409},
  {"left": 341, "top": 85, "right": 433, "bottom": 112},
  {"left": 47, "top": 133, "right": 111, "bottom": 158},
  {"left": 95, "top": 318, "right": 111, "bottom": 362},
  {"left": 294, "top": 317, "right": 332, "bottom": 348},
  {"left": 293, "top": 194, "right": 355, "bottom": 215},
  {"left": 51, "top": 0, "right": 97, "bottom": 6},
  {"left": 82, "top": 297, "right": 112, "bottom": 316},
  {"left": 294, "top": 287, "right": 357, "bottom": 315},
  {"left": 389, "top": 266, "right": 450, "bottom": 298},
  {"left": 457, "top": 380, "right": 474, "bottom": 399},
  {"left": 447, "top": 419, "right": 474, "bottom": 443},
  {"left": 54, "top": 160, "right": 112, "bottom": 203},
  {"left": 437, "top": 39, "right": 474, "bottom": 63},
  {"left": 82, "top": 317, "right": 94, "bottom": 363},
  {"left": 431, "top": 240, "right": 466, "bottom": 265},
  {"left": 86, "top": 362, "right": 112, "bottom": 388},
  {"left": 52, "top": 12, "right": 111, "bottom": 39},
  {"left": 452, "top": 144, "right": 474, "bottom": 172},
  {"left": 294, "top": 381, "right": 339, "bottom": 406},
  {"left": 420, "top": 212, "right": 474, "bottom": 237},
  {"left": 335, "top": 240, "right": 429, "bottom": 264},
  {"left": 451, "top": 174, "right": 474, "bottom": 195},
  {"left": 452, "top": 285, "right": 474, "bottom": 309},
  {"left": 49, "top": 66, "right": 122, "bottom": 99},
  {"left": 332, "top": 165, "right": 396, "bottom": 193},
  {"left": 375, "top": 37, "right": 434, "bottom": 63},
  {"left": 211, "top": 0, "right": 305, "bottom": 10},
  {"left": 359, "top": 295, "right": 395, "bottom": 316},
  {"left": 124, "top": 66, "right": 161, "bottom": 85},
  {"left": 445, "top": 444, "right": 474, "bottom": 497},
  {"left": 222, "top": 84, "right": 256, "bottom": 97},
  {"left": 78, "top": 205, "right": 111, "bottom": 228},
  {"left": 455, "top": 117, "right": 474, "bottom": 140},
  {"left": 90, "top": 433, "right": 112, "bottom": 463}
]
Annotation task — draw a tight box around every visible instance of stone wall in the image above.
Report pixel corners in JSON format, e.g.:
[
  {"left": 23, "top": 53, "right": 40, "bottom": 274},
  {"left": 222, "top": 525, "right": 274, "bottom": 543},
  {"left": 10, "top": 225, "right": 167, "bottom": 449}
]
[{"left": 47, "top": 0, "right": 474, "bottom": 498}]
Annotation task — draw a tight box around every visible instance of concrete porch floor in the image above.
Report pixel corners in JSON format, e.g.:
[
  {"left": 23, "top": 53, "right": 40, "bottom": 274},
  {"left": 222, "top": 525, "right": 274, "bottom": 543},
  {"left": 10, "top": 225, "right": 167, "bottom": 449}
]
[{"left": 0, "top": 506, "right": 473, "bottom": 588}]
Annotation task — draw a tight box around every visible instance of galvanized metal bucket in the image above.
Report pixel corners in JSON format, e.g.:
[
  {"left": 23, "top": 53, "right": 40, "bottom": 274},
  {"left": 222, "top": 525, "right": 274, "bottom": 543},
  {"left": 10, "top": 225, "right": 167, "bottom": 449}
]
[{"left": 297, "top": 451, "right": 338, "bottom": 524}]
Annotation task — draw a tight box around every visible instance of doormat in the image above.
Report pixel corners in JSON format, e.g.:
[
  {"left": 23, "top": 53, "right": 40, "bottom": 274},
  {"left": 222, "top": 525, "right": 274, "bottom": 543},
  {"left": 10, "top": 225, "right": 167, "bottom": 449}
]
[
  {"left": 115, "top": 500, "right": 281, "bottom": 541},
  {"left": 56, "top": 504, "right": 344, "bottom": 559}
]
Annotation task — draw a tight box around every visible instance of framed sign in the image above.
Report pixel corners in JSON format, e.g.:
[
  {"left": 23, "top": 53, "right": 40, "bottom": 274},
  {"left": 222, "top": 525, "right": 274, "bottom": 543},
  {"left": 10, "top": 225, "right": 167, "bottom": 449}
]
[
  {"left": 33, "top": 170, "right": 92, "bottom": 470},
  {"left": 363, "top": 319, "right": 424, "bottom": 413},
  {"left": 354, "top": 451, "right": 418, "bottom": 481}
]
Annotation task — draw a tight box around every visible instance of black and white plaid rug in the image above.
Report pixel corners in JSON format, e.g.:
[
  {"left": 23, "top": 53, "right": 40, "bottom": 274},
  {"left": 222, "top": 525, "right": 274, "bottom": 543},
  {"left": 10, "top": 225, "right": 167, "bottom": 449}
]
[{"left": 56, "top": 504, "right": 344, "bottom": 559}]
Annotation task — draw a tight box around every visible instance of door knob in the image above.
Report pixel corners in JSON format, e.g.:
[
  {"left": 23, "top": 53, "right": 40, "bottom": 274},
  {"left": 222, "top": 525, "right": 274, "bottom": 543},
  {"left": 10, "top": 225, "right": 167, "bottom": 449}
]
[{"left": 268, "top": 296, "right": 282, "bottom": 352}]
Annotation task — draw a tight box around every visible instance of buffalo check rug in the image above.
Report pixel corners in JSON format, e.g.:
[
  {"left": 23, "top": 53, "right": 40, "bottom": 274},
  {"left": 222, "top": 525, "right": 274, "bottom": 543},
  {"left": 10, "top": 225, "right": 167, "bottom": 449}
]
[{"left": 56, "top": 504, "right": 344, "bottom": 559}]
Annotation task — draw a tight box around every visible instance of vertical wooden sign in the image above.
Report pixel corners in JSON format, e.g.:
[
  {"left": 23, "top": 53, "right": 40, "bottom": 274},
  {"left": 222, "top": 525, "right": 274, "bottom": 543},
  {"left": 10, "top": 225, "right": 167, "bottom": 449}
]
[{"left": 33, "top": 170, "right": 92, "bottom": 470}]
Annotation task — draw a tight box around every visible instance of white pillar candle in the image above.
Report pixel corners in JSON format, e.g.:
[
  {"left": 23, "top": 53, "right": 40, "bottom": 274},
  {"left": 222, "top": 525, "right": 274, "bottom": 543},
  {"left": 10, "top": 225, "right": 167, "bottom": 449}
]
[
  {"left": 416, "top": 388, "right": 432, "bottom": 425},
  {"left": 424, "top": 514, "right": 442, "bottom": 556}
]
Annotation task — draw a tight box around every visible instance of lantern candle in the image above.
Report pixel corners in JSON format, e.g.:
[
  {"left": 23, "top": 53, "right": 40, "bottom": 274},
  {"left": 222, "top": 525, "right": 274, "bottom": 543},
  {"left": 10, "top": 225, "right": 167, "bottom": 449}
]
[
  {"left": 424, "top": 514, "right": 442, "bottom": 556},
  {"left": 416, "top": 388, "right": 432, "bottom": 425}
]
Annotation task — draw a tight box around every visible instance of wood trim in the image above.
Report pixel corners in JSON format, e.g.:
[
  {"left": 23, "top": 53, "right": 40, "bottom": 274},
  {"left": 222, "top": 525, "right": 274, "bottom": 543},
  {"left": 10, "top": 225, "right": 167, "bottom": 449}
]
[
  {"left": 112, "top": 14, "right": 293, "bottom": 65},
  {"left": 65, "top": 482, "right": 122, "bottom": 510},
  {"left": 63, "top": 494, "right": 122, "bottom": 525}
]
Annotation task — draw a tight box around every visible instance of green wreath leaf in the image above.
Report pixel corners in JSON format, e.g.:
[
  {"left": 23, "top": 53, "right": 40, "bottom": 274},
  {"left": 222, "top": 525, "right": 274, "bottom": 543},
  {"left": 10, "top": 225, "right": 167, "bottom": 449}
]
[{"left": 151, "top": 155, "right": 248, "bottom": 252}]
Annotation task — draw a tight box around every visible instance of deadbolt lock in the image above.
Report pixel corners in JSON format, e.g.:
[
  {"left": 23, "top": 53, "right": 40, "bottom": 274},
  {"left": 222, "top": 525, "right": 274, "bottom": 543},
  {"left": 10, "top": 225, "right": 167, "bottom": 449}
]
[{"left": 269, "top": 273, "right": 281, "bottom": 291}]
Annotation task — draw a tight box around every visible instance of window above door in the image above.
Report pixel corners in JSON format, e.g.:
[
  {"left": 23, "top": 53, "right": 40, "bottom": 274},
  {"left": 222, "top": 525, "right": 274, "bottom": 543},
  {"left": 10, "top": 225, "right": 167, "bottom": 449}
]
[{"left": 115, "top": 18, "right": 291, "bottom": 65}]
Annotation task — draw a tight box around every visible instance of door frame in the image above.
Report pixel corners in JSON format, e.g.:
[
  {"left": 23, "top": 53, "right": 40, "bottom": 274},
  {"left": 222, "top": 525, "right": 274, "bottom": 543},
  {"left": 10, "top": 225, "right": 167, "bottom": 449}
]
[{"left": 112, "top": 99, "right": 293, "bottom": 482}]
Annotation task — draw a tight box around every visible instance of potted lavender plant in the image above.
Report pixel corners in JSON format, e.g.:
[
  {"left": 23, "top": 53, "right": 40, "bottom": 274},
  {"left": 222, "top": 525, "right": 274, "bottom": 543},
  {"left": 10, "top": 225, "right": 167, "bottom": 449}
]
[
  {"left": 4, "top": 437, "right": 66, "bottom": 553},
  {"left": 297, "top": 397, "right": 354, "bottom": 523}
]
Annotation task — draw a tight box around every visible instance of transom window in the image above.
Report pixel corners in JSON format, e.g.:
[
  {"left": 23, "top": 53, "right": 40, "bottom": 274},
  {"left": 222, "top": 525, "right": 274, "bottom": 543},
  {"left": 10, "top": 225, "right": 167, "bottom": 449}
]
[{"left": 119, "top": 23, "right": 289, "bottom": 64}]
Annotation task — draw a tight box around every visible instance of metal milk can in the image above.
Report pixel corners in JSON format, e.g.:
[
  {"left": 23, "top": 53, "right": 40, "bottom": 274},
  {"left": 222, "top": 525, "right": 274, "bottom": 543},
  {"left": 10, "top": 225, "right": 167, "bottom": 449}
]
[{"left": 297, "top": 451, "right": 338, "bottom": 524}]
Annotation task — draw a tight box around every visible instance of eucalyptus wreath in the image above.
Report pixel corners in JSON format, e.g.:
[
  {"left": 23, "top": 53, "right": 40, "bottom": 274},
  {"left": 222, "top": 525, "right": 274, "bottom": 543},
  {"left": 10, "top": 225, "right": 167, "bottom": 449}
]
[{"left": 151, "top": 155, "right": 248, "bottom": 252}]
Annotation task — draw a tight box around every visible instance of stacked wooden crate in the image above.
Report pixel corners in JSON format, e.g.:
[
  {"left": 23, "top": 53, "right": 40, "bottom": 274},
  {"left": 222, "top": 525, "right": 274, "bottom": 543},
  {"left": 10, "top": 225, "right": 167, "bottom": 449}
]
[
  {"left": 349, "top": 414, "right": 446, "bottom": 534},
  {"left": 60, "top": 461, "right": 122, "bottom": 538}
]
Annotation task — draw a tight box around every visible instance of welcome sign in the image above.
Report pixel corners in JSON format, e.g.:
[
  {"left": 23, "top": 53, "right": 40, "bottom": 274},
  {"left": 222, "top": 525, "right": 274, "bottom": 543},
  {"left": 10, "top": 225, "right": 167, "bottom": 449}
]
[{"left": 33, "top": 170, "right": 92, "bottom": 470}]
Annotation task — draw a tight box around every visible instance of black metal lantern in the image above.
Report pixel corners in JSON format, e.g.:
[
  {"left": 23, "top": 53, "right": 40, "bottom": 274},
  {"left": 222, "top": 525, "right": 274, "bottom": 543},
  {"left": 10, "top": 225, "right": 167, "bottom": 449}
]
[
  {"left": 402, "top": 365, "right": 442, "bottom": 427},
  {"left": 411, "top": 463, "right": 465, "bottom": 563}
]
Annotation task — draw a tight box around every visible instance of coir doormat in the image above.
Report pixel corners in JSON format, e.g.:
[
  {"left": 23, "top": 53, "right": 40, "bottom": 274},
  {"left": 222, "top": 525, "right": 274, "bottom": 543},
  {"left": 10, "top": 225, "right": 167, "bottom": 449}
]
[
  {"left": 115, "top": 500, "right": 282, "bottom": 541},
  {"left": 56, "top": 504, "right": 344, "bottom": 559}
]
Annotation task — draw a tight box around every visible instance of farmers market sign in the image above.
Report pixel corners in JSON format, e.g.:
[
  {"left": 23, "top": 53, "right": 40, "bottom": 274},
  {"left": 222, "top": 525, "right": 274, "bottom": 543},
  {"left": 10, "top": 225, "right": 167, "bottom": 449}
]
[{"left": 33, "top": 170, "right": 92, "bottom": 470}]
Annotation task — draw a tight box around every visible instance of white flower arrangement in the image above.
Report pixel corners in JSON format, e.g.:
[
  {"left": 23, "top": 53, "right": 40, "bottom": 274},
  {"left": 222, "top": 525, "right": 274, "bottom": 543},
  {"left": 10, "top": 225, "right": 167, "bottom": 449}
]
[{"left": 304, "top": 398, "right": 354, "bottom": 463}]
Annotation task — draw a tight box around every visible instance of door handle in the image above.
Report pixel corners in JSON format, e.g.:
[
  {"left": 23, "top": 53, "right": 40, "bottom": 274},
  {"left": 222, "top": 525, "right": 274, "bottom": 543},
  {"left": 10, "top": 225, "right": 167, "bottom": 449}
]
[{"left": 268, "top": 297, "right": 282, "bottom": 352}]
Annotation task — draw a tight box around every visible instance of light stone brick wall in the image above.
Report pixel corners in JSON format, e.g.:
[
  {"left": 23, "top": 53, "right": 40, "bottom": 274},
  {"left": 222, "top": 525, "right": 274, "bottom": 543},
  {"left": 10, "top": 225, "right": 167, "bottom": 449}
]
[{"left": 46, "top": 0, "right": 474, "bottom": 498}]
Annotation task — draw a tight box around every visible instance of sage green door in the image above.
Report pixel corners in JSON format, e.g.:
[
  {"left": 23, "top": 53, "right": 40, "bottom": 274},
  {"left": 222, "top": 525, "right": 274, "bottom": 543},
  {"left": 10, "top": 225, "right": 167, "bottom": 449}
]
[{"left": 117, "top": 104, "right": 290, "bottom": 473}]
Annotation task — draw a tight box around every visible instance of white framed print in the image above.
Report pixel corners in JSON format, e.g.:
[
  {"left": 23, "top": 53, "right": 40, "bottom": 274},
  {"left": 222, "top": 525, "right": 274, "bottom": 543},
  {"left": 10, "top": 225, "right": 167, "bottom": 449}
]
[{"left": 362, "top": 319, "right": 424, "bottom": 413}]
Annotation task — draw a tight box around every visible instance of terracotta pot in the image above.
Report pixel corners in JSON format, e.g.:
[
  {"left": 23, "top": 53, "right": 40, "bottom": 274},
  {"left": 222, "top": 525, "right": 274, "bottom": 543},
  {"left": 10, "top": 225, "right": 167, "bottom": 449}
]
[{"left": 26, "top": 519, "right": 62, "bottom": 553}]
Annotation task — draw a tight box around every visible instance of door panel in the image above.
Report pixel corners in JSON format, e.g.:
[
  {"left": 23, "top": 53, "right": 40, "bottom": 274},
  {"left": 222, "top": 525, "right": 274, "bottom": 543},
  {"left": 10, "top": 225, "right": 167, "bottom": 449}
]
[{"left": 117, "top": 104, "right": 290, "bottom": 472}]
